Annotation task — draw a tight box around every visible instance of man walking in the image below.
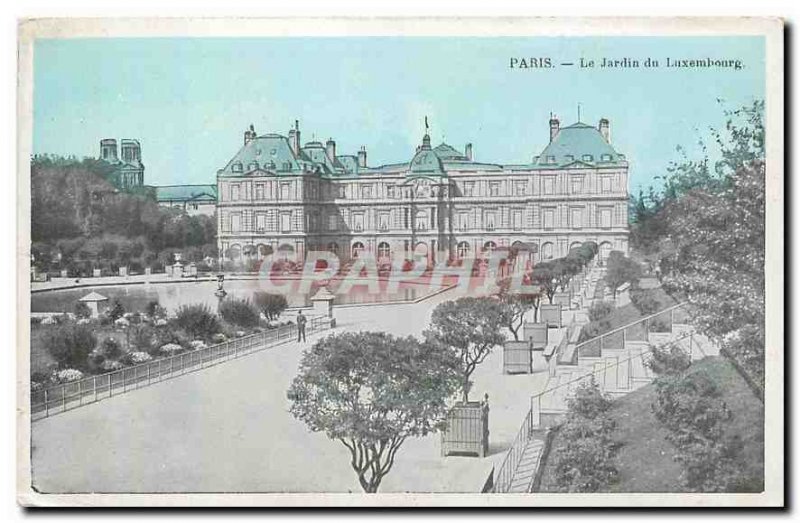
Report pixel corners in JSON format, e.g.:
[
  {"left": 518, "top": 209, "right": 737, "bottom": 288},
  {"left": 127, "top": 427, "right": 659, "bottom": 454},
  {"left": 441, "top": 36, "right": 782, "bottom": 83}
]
[{"left": 296, "top": 310, "right": 307, "bottom": 343}]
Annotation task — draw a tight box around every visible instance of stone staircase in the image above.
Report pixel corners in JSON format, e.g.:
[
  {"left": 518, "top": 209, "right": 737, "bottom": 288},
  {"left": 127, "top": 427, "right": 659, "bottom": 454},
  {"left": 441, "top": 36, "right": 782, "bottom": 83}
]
[{"left": 494, "top": 301, "right": 719, "bottom": 493}]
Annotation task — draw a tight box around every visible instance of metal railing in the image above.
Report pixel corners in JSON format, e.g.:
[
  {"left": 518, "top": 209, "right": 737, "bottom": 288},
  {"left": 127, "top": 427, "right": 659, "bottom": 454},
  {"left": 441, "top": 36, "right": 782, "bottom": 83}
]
[
  {"left": 493, "top": 302, "right": 699, "bottom": 493},
  {"left": 492, "top": 408, "right": 534, "bottom": 493},
  {"left": 570, "top": 302, "right": 688, "bottom": 365},
  {"left": 31, "top": 315, "right": 332, "bottom": 421}
]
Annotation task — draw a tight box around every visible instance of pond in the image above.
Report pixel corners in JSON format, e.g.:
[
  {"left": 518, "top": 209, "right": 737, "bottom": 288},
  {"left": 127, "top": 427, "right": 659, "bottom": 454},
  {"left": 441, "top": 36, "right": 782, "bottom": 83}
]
[{"left": 31, "top": 278, "right": 445, "bottom": 314}]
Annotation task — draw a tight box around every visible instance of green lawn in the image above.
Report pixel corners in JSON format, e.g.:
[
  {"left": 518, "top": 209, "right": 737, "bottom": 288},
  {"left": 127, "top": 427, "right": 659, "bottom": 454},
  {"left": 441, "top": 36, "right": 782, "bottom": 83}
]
[{"left": 537, "top": 356, "right": 765, "bottom": 493}]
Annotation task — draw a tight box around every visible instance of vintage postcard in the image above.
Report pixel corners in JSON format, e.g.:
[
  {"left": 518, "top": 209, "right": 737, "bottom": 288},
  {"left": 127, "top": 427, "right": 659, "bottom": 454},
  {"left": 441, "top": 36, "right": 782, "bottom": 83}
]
[{"left": 17, "top": 17, "right": 784, "bottom": 507}]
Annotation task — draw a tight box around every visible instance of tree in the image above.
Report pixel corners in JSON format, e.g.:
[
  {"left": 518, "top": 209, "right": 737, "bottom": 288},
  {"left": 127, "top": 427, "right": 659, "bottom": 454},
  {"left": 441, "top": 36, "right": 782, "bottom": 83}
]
[
  {"left": 43, "top": 323, "right": 97, "bottom": 370},
  {"left": 253, "top": 292, "right": 289, "bottom": 322},
  {"left": 425, "top": 297, "right": 509, "bottom": 403},
  {"left": 497, "top": 279, "right": 541, "bottom": 340},
  {"left": 218, "top": 298, "right": 260, "bottom": 328},
  {"left": 604, "top": 251, "right": 641, "bottom": 299},
  {"left": 531, "top": 262, "right": 558, "bottom": 303},
  {"left": 287, "top": 331, "right": 461, "bottom": 493},
  {"left": 173, "top": 304, "right": 221, "bottom": 340}
]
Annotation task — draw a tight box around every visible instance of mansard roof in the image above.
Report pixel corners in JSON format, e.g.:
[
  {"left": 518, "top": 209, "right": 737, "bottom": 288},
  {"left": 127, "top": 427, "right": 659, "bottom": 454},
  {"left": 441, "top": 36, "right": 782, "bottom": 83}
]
[
  {"left": 218, "top": 135, "right": 304, "bottom": 176},
  {"left": 156, "top": 184, "right": 217, "bottom": 202},
  {"left": 534, "top": 122, "right": 627, "bottom": 168}
]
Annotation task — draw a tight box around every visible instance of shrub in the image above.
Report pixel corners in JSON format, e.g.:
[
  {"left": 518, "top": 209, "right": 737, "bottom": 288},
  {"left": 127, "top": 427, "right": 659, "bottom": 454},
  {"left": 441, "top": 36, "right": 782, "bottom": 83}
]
[
  {"left": 125, "top": 351, "right": 152, "bottom": 365},
  {"left": 159, "top": 343, "right": 184, "bottom": 356},
  {"left": 43, "top": 324, "right": 97, "bottom": 370},
  {"left": 630, "top": 288, "right": 662, "bottom": 316},
  {"left": 648, "top": 342, "right": 691, "bottom": 376},
  {"left": 145, "top": 300, "right": 166, "bottom": 319},
  {"left": 219, "top": 298, "right": 261, "bottom": 328},
  {"left": 73, "top": 301, "right": 92, "bottom": 319},
  {"left": 51, "top": 368, "right": 84, "bottom": 383},
  {"left": 588, "top": 301, "right": 614, "bottom": 322},
  {"left": 173, "top": 304, "right": 220, "bottom": 340},
  {"left": 254, "top": 292, "right": 289, "bottom": 322},
  {"left": 130, "top": 325, "right": 157, "bottom": 352},
  {"left": 211, "top": 333, "right": 227, "bottom": 344},
  {"left": 551, "top": 378, "right": 619, "bottom": 493},
  {"left": 108, "top": 299, "right": 126, "bottom": 321},
  {"left": 100, "top": 337, "right": 124, "bottom": 360},
  {"left": 189, "top": 340, "right": 207, "bottom": 351}
]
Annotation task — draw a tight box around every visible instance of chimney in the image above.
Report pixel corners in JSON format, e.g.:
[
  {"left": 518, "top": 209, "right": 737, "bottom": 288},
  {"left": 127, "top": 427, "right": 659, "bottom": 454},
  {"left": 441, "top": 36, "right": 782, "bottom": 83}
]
[
  {"left": 357, "top": 146, "right": 367, "bottom": 168},
  {"left": 549, "top": 116, "right": 560, "bottom": 143},
  {"left": 288, "top": 120, "right": 301, "bottom": 157},
  {"left": 599, "top": 118, "right": 611, "bottom": 143},
  {"left": 244, "top": 124, "right": 256, "bottom": 146},
  {"left": 465, "top": 143, "right": 473, "bottom": 161},
  {"left": 326, "top": 138, "right": 336, "bottom": 162},
  {"left": 100, "top": 139, "right": 118, "bottom": 161}
]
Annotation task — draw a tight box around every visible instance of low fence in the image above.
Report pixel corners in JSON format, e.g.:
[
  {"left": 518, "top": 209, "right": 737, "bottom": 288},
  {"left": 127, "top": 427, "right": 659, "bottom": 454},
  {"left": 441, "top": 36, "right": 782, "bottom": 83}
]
[
  {"left": 31, "top": 315, "right": 332, "bottom": 421},
  {"left": 492, "top": 408, "right": 533, "bottom": 493}
]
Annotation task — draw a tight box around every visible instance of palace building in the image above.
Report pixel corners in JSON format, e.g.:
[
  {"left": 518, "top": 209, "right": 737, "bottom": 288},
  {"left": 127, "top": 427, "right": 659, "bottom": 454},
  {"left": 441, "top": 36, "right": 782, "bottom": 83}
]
[{"left": 215, "top": 118, "right": 630, "bottom": 266}]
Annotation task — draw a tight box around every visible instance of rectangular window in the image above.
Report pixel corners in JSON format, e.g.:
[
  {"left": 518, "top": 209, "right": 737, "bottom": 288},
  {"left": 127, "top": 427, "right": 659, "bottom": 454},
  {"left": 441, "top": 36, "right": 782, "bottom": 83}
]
[
  {"left": 463, "top": 181, "right": 475, "bottom": 197},
  {"left": 353, "top": 213, "right": 364, "bottom": 232},
  {"left": 571, "top": 207, "right": 583, "bottom": 229},
  {"left": 489, "top": 182, "right": 500, "bottom": 197},
  {"left": 256, "top": 213, "right": 266, "bottom": 232},
  {"left": 458, "top": 212, "right": 469, "bottom": 231},
  {"left": 231, "top": 184, "right": 240, "bottom": 201},
  {"left": 543, "top": 208, "right": 555, "bottom": 229},
  {"left": 600, "top": 208, "right": 612, "bottom": 228},
  {"left": 328, "top": 214, "right": 337, "bottom": 231},
  {"left": 514, "top": 181, "right": 526, "bottom": 196},
  {"left": 571, "top": 176, "right": 583, "bottom": 194},
  {"left": 255, "top": 184, "right": 265, "bottom": 200},
  {"left": 601, "top": 176, "right": 612, "bottom": 194},
  {"left": 361, "top": 185, "right": 372, "bottom": 199},
  {"left": 512, "top": 210, "right": 522, "bottom": 230},
  {"left": 386, "top": 185, "right": 395, "bottom": 199},
  {"left": 280, "top": 183, "right": 291, "bottom": 200},
  {"left": 485, "top": 211, "right": 496, "bottom": 230},
  {"left": 338, "top": 185, "right": 346, "bottom": 199},
  {"left": 280, "top": 213, "right": 291, "bottom": 232},
  {"left": 231, "top": 213, "right": 241, "bottom": 232},
  {"left": 379, "top": 213, "right": 390, "bottom": 231},
  {"left": 543, "top": 177, "right": 555, "bottom": 195}
]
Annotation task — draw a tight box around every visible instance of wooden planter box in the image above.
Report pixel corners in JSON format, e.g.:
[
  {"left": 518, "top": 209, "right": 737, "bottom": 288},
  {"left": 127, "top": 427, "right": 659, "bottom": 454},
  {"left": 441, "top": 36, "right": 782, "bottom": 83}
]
[
  {"left": 523, "top": 322, "right": 549, "bottom": 349},
  {"left": 503, "top": 340, "right": 532, "bottom": 374},
  {"left": 540, "top": 304, "right": 563, "bottom": 328},
  {"left": 441, "top": 399, "right": 489, "bottom": 458},
  {"left": 552, "top": 291, "right": 572, "bottom": 309}
]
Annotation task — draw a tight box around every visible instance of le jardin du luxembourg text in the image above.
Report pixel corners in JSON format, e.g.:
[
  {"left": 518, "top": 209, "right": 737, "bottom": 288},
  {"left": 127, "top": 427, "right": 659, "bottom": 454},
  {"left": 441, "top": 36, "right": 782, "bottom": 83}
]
[{"left": 509, "top": 56, "right": 745, "bottom": 70}]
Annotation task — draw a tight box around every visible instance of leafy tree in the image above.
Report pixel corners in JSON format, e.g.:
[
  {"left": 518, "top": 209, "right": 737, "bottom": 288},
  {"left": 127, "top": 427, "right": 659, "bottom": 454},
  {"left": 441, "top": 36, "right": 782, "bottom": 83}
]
[
  {"left": 497, "top": 279, "right": 541, "bottom": 340},
  {"left": 287, "top": 331, "right": 461, "bottom": 493},
  {"left": 605, "top": 251, "right": 641, "bottom": 299},
  {"left": 43, "top": 323, "right": 97, "bottom": 370},
  {"left": 73, "top": 301, "right": 92, "bottom": 319},
  {"left": 218, "top": 298, "right": 261, "bottom": 328},
  {"left": 107, "top": 299, "right": 126, "bottom": 321},
  {"left": 531, "top": 262, "right": 558, "bottom": 303},
  {"left": 253, "top": 292, "right": 289, "bottom": 322},
  {"left": 173, "top": 304, "right": 220, "bottom": 340},
  {"left": 425, "top": 297, "right": 509, "bottom": 403}
]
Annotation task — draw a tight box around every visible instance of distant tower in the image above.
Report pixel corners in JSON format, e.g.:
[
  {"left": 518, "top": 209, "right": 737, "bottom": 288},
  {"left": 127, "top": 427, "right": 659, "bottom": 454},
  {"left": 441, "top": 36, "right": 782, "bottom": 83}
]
[{"left": 100, "top": 139, "right": 118, "bottom": 162}]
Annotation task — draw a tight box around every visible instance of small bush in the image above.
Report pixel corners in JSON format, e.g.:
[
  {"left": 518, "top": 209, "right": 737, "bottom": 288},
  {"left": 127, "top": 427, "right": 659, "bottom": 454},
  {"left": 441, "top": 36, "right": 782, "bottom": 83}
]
[
  {"left": 100, "top": 337, "right": 124, "bottom": 361},
  {"left": 630, "top": 288, "right": 662, "bottom": 316},
  {"left": 73, "top": 301, "right": 92, "bottom": 319},
  {"left": 254, "top": 292, "right": 289, "bottom": 322},
  {"left": 159, "top": 343, "right": 184, "bottom": 356},
  {"left": 648, "top": 342, "right": 691, "bottom": 376},
  {"left": 219, "top": 298, "right": 261, "bottom": 328},
  {"left": 588, "top": 301, "right": 614, "bottom": 322},
  {"left": 50, "top": 368, "right": 84, "bottom": 383},
  {"left": 145, "top": 300, "right": 166, "bottom": 319},
  {"left": 173, "top": 304, "right": 220, "bottom": 340},
  {"left": 108, "top": 299, "right": 126, "bottom": 321},
  {"left": 43, "top": 324, "right": 97, "bottom": 370},
  {"left": 125, "top": 351, "right": 153, "bottom": 365}
]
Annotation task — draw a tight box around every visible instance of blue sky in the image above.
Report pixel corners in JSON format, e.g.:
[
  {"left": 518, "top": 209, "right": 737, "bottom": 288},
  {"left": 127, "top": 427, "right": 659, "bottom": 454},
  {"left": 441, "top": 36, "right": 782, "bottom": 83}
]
[{"left": 33, "top": 36, "right": 765, "bottom": 192}]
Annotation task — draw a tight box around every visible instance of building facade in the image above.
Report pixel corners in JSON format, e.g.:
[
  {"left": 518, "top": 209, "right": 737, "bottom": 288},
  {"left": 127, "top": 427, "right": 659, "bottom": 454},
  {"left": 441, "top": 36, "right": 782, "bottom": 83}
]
[
  {"left": 156, "top": 185, "right": 218, "bottom": 217},
  {"left": 216, "top": 118, "right": 629, "bottom": 266},
  {"left": 99, "top": 138, "right": 145, "bottom": 190}
]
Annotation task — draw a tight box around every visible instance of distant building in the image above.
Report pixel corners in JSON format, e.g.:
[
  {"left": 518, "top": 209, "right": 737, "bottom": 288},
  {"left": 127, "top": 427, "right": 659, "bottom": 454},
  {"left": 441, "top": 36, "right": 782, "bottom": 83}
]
[
  {"left": 156, "top": 185, "right": 218, "bottom": 217},
  {"left": 216, "top": 118, "right": 630, "bottom": 266},
  {"left": 99, "top": 138, "right": 144, "bottom": 190}
]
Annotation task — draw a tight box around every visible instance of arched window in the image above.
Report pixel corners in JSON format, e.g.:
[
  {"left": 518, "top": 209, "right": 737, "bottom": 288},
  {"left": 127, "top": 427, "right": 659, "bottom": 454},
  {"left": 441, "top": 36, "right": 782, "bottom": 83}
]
[
  {"left": 599, "top": 241, "right": 612, "bottom": 261},
  {"left": 377, "top": 242, "right": 391, "bottom": 260},
  {"left": 227, "top": 244, "right": 242, "bottom": 260},
  {"left": 483, "top": 241, "right": 497, "bottom": 254},
  {"left": 327, "top": 242, "right": 339, "bottom": 255},
  {"left": 541, "top": 242, "right": 554, "bottom": 260},
  {"left": 277, "top": 244, "right": 295, "bottom": 261},
  {"left": 257, "top": 244, "right": 272, "bottom": 260},
  {"left": 457, "top": 241, "right": 470, "bottom": 259},
  {"left": 352, "top": 241, "right": 365, "bottom": 259}
]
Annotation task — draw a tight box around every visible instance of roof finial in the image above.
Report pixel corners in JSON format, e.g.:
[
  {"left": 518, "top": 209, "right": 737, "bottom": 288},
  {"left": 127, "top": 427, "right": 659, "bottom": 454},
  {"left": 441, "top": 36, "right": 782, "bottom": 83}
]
[
  {"left": 424, "top": 116, "right": 429, "bottom": 134},
  {"left": 577, "top": 103, "right": 582, "bottom": 123},
  {"left": 295, "top": 119, "right": 299, "bottom": 131}
]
